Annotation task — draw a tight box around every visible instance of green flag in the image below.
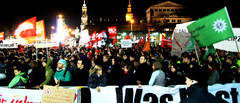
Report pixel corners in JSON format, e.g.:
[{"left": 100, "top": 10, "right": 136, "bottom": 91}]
[{"left": 187, "top": 7, "right": 234, "bottom": 47}]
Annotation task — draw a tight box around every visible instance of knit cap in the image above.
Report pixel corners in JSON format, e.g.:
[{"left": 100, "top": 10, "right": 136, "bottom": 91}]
[{"left": 58, "top": 59, "right": 67, "bottom": 69}]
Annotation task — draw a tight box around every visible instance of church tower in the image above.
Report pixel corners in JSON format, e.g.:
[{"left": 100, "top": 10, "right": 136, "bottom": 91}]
[
  {"left": 81, "top": 0, "right": 88, "bottom": 29},
  {"left": 125, "top": 0, "right": 133, "bottom": 21}
]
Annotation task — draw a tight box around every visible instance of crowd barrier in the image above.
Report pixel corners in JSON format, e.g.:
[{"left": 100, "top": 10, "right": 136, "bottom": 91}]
[{"left": 0, "top": 83, "right": 239, "bottom": 103}]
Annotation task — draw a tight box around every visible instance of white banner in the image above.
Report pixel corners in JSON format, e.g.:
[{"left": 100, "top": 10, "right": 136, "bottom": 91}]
[
  {"left": 0, "top": 83, "right": 239, "bottom": 103},
  {"left": 0, "top": 43, "right": 18, "bottom": 48},
  {"left": 121, "top": 40, "right": 132, "bottom": 48},
  {"left": 171, "top": 21, "right": 199, "bottom": 57},
  {"left": 90, "top": 84, "right": 240, "bottom": 103},
  {"left": 214, "top": 28, "right": 240, "bottom": 52}
]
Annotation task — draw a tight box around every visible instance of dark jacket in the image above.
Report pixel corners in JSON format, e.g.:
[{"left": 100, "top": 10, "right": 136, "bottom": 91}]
[
  {"left": 87, "top": 72, "right": 107, "bottom": 88},
  {"left": 118, "top": 71, "right": 135, "bottom": 88},
  {"left": 180, "top": 84, "right": 220, "bottom": 103},
  {"left": 135, "top": 63, "right": 153, "bottom": 85},
  {"left": 72, "top": 67, "right": 89, "bottom": 86}
]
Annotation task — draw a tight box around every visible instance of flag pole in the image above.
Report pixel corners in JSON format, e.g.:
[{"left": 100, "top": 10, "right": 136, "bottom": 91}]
[
  {"left": 215, "top": 51, "right": 222, "bottom": 66},
  {"left": 194, "top": 45, "right": 200, "bottom": 66},
  {"left": 234, "top": 38, "right": 240, "bottom": 53}
]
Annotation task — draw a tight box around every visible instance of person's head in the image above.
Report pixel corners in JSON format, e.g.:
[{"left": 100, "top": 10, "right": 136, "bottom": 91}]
[
  {"left": 94, "top": 65, "right": 103, "bottom": 76},
  {"left": 226, "top": 55, "right": 234, "bottom": 64},
  {"left": 111, "top": 58, "right": 115, "bottom": 65},
  {"left": 185, "top": 68, "right": 208, "bottom": 88},
  {"left": 140, "top": 55, "right": 147, "bottom": 64},
  {"left": 123, "top": 53, "right": 128, "bottom": 60},
  {"left": 103, "top": 55, "right": 110, "bottom": 63},
  {"left": 77, "top": 60, "right": 84, "bottom": 69},
  {"left": 182, "top": 55, "right": 191, "bottom": 64},
  {"left": 57, "top": 59, "right": 67, "bottom": 70},
  {"left": 30, "top": 61, "right": 38, "bottom": 70},
  {"left": 130, "top": 54, "right": 136, "bottom": 62},
  {"left": 14, "top": 68, "right": 22, "bottom": 76},
  {"left": 152, "top": 61, "right": 162, "bottom": 71},
  {"left": 207, "top": 53, "right": 214, "bottom": 62},
  {"left": 42, "top": 57, "right": 47, "bottom": 67},
  {"left": 170, "top": 63, "right": 180, "bottom": 73}
]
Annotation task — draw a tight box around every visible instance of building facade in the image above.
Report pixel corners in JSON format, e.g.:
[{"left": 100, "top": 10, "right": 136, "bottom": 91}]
[{"left": 146, "top": 1, "right": 192, "bottom": 30}]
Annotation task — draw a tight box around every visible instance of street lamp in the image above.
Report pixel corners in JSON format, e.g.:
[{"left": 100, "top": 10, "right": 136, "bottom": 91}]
[{"left": 130, "top": 19, "right": 134, "bottom": 31}]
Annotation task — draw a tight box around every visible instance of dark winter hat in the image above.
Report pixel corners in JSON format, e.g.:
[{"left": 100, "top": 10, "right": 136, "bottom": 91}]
[
  {"left": 153, "top": 61, "right": 162, "bottom": 69},
  {"left": 185, "top": 68, "right": 208, "bottom": 83}
]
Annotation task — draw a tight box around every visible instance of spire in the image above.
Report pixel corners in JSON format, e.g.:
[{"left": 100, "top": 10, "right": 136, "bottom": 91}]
[
  {"left": 126, "top": 0, "right": 133, "bottom": 21},
  {"left": 83, "top": 0, "right": 86, "bottom": 6}
]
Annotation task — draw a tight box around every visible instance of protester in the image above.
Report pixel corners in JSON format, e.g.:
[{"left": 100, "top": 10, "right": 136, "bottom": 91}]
[
  {"left": 180, "top": 67, "right": 220, "bottom": 103},
  {"left": 35, "top": 57, "right": 55, "bottom": 89},
  {"left": 87, "top": 65, "right": 107, "bottom": 92},
  {"left": 135, "top": 55, "right": 153, "bottom": 86},
  {"left": 148, "top": 61, "right": 166, "bottom": 86},
  {"left": 8, "top": 67, "right": 29, "bottom": 88},
  {"left": 167, "top": 63, "right": 185, "bottom": 86},
  {"left": 25, "top": 61, "right": 45, "bottom": 89},
  {"left": 72, "top": 59, "right": 89, "bottom": 86},
  {"left": 108, "top": 57, "right": 124, "bottom": 85},
  {"left": 207, "top": 62, "right": 220, "bottom": 85},
  {"left": 118, "top": 61, "right": 135, "bottom": 88},
  {"left": 0, "top": 58, "right": 7, "bottom": 81},
  {"left": 53, "top": 59, "right": 72, "bottom": 86}
]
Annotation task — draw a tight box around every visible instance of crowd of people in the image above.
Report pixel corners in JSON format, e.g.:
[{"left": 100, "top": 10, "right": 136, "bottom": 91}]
[{"left": 0, "top": 44, "right": 240, "bottom": 91}]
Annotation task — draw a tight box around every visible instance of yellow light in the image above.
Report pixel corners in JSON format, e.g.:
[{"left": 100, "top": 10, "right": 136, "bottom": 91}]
[
  {"left": 131, "top": 19, "right": 134, "bottom": 24},
  {"left": 68, "top": 29, "right": 72, "bottom": 32},
  {"left": 51, "top": 26, "right": 55, "bottom": 30},
  {"left": 58, "top": 14, "right": 63, "bottom": 18}
]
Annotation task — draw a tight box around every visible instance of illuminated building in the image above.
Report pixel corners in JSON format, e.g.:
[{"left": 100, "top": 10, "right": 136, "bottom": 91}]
[
  {"left": 125, "top": 0, "right": 133, "bottom": 21},
  {"left": 146, "top": 1, "right": 192, "bottom": 31},
  {"left": 81, "top": 0, "right": 88, "bottom": 31}
]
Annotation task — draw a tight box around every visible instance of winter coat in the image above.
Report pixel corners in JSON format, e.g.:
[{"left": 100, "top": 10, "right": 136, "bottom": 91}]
[
  {"left": 87, "top": 72, "right": 107, "bottom": 88},
  {"left": 25, "top": 68, "right": 45, "bottom": 89},
  {"left": 53, "top": 68, "right": 72, "bottom": 86},
  {"left": 135, "top": 63, "right": 153, "bottom": 85},
  {"left": 41, "top": 58, "right": 55, "bottom": 86},
  {"left": 148, "top": 69, "right": 166, "bottom": 86},
  {"left": 180, "top": 84, "right": 220, "bottom": 103},
  {"left": 118, "top": 71, "right": 135, "bottom": 88},
  {"left": 8, "top": 72, "right": 29, "bottom": 88},
  {"left": 207, "top": 68, "right": 220, "bottom": 85}
]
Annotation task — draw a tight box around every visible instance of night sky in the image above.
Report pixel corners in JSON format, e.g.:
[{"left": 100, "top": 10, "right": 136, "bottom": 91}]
[{"left": 0, "top": 0, "right": 239, "bottom": 34}]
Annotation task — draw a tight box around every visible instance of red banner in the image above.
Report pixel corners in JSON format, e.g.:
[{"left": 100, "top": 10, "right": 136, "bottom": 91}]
[
  {"left": 108, "top": 26, "right": 117, "bottom": 44},
  {"left": 161, "top": 35, "right": 172, "bottom": 48},
  {"left": 138, "top": 37, "right": 145, "bottom": 46},
  {"left": 142, "top": 31, "right": 151, "bottom": 52},
  {"left": 90, "top": 31, "right": 97, "bottom": 47},
  {"left": 15, "top": 17, "right": 37, "bottom": 38},
  {"left": 0, "top": 32, "right": 4, "bottom": 40},
  {"left": 124, "top": 35, "right": 131, "bottom": 40},
  {"left": 36, "top": 20, "right": 46, "bottom": 41}
]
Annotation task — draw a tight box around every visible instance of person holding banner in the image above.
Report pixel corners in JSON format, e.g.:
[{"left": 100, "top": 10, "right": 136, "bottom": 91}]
[
  {"left": 87, "top": 65, "right": 107, "bottom": 92},
  {"left": 180, "top": 68, "right": 220, "bottom": 103}
]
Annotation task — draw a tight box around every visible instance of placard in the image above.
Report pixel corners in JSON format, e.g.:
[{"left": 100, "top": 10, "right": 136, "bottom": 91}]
[
  {"left": 41, "top": 85, "right": 75, "bottom": 103},
  {"left": 121, "top": 40, "right": 132, "bottom": 48}
]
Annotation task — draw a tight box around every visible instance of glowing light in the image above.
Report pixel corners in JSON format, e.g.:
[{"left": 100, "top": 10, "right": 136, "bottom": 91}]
[{"left": 131, "top": 19, "right": 134, "bottom": 24}]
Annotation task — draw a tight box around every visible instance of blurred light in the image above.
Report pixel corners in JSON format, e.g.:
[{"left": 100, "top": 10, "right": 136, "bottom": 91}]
[
  {"left": 130, "top": 19, "right": 134, "bottom": 24},
  {"left": 51, "top": 26, "right": 55, "bottom": 30},
  {"left": 121, "top": 32, "right": 127, "bottom": 36},
  {"left": 58, "top": 14, "right": 63, "bottom": 18}
]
